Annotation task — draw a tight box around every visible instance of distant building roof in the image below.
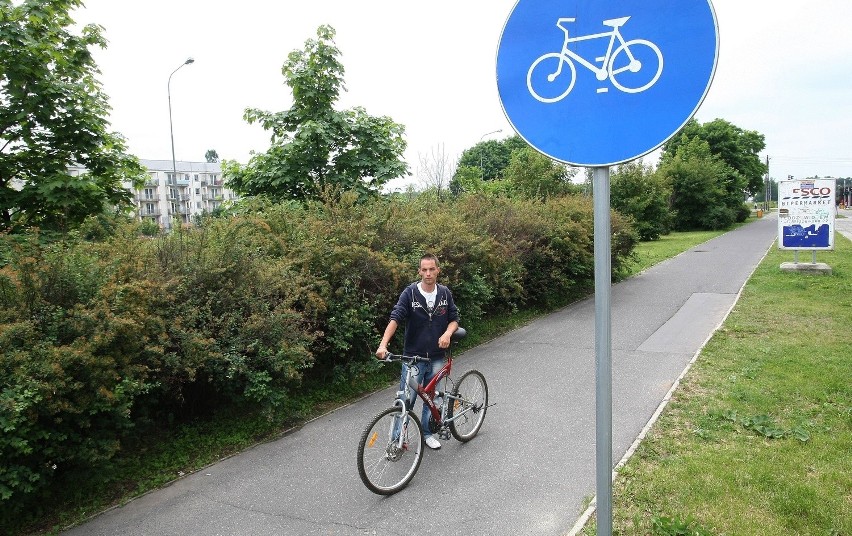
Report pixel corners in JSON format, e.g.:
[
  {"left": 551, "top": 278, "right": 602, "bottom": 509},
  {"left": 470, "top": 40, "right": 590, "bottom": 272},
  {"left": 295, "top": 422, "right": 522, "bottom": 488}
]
[{"left": 140, "top": 159, "right": 221, "bottom": 173}]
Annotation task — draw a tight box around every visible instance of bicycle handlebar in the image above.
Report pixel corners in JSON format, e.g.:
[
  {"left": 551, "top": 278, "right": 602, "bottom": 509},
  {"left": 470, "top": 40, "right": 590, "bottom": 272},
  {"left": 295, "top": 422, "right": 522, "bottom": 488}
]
[
  {"left": 379, "top": 326, "right": 466, "bottom": 363},
  {"left": 382, "top": 352, "right": 429, "bottom": 364}
]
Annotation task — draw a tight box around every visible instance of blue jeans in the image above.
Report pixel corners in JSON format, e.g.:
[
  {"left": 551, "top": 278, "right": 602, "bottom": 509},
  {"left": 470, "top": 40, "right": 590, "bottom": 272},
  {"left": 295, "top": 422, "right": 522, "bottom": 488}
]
[{"left": 398, "top": 356, "right": 446, "bottom": 437}]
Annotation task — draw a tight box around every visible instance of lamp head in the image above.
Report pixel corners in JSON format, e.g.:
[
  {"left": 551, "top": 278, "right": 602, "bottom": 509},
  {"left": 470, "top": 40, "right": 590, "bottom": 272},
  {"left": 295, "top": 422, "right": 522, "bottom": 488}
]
[{"left": 185, "top": 57, "right": 195, "bottom": 65}]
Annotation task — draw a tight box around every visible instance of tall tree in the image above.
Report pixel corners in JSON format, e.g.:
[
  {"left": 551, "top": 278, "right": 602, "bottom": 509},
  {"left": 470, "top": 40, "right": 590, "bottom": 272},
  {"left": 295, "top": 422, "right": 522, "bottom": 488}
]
[
  {"left": 223, "top": 25, "right": 408, "bottom": 202},
  {"left": 610, "top": 160, "right": 670, "bottom": 240},
  {"left": 659, "top": 137, "right": 739, "bottom": 230},
  {"left": 456, "top": 135, "right": 528, "bottom": 181},
  {"left": 0, "top": 0, "right": 144, "bottom": 232},
  {"left": 662, "top": 118, "right": 767, "bottom": 195},
  {"left": 503, "top": 146, "right": 578, "bottom": 200},
  {"left": 204, "top": 149, "right": 219, "bottom": 163}
]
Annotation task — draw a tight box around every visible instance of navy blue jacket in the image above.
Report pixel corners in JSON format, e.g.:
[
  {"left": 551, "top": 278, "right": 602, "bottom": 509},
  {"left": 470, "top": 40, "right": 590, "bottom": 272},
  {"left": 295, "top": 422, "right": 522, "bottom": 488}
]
[{"left": 389, "top": 282, "right": 459, "bottom": 359}]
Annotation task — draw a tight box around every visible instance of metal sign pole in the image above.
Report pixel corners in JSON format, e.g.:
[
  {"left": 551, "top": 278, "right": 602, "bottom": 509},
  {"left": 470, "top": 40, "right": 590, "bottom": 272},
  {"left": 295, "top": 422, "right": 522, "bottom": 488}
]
[
  {"left": 593, "top": 166, "right": 613, "bottom": 536},
  {"left": 496, "top": 4, "right": 717, "bottom": 533}
]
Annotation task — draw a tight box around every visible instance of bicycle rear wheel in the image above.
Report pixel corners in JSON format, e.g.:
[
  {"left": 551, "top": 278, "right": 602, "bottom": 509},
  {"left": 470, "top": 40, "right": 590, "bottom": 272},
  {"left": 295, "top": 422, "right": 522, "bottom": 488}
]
[
  {"left": 357, "top": 406, "right": 424, "bottom": 495},
  {"left": 448, "top": 370, "right": 488, "bottom": 442},
  {"left": 526, "top": 52, "right": 577, "bottom": 103},
  {"left": 608, "top": 39, "right": 663, "bottom": 93}
]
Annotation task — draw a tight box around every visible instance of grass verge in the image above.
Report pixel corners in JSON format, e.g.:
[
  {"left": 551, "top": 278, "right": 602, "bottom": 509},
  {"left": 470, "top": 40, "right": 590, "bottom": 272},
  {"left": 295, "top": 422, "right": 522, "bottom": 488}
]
[
  {"left": 628, "top": 223, "right": 751, "bottom": 275},
  {"left": 629, "top": 230, "right": 729, "bottom": 274},
  {"left": 583, "top": 233, "right": 852, "bottom": 535},
  {"left": 10, "top": 226, "right": 746, "bottom": 535}
]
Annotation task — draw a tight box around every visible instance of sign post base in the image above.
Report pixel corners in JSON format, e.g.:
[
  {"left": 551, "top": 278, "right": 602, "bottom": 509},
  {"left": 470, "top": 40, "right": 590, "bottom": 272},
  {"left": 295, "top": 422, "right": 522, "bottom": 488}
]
[{"left": 780, "top": 262, "right": 832, "bottom": 275}]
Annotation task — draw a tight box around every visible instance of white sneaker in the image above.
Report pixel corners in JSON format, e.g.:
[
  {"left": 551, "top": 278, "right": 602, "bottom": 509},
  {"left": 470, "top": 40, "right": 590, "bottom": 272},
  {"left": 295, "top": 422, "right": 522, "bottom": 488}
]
[{"left": 424, "top": 435, "right": 441, "bottom": 450}]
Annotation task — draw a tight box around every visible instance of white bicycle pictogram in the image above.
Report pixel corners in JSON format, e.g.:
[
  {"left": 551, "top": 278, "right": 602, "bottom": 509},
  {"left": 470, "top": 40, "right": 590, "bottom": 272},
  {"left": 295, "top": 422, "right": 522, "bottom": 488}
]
[{"left": 527, "top": 16, "right": 664, "bottom": 103}]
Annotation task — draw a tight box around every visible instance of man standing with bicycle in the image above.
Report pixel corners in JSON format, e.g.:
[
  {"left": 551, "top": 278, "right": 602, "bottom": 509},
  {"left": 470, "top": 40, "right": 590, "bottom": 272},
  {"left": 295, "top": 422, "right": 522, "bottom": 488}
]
[{"left": 376, "top": 253, "right": 459, "bottom": 450}]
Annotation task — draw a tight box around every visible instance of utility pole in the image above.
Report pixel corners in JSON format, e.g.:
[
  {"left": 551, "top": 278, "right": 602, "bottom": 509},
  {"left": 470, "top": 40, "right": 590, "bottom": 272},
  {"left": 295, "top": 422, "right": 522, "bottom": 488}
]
[{"left": 764, "top": 155, "right": 771, "bottom": 212}]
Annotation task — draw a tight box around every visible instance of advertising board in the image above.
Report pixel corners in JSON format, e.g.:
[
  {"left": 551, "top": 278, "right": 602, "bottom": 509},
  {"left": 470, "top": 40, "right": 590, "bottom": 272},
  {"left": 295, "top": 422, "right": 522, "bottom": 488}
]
[{"left": 778, "top": 178, "right": 836, "bottom": 250}]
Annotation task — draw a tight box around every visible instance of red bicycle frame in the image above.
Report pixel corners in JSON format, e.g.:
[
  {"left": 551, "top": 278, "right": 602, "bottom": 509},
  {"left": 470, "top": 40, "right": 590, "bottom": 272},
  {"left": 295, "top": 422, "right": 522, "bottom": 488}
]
[{"left": 413, "top": 354, "right": 454, "bottom": 424}]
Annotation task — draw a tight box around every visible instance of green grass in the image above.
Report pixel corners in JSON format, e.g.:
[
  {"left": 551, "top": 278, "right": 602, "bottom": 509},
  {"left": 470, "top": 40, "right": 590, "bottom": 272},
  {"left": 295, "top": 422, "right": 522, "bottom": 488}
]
[
  {"left": 583, "top": 233, "right": 852, "bottom": 535},
  {"left": 627, "top": 221, "right": 754, "bottom": 276},
  {"left": 628, "top": 230, "right": 732, "bottom": 275}
]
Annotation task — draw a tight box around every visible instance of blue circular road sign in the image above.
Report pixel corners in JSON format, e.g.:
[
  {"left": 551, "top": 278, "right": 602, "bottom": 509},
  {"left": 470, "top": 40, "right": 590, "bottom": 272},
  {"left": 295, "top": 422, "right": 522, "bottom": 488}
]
[{"left": 497, "top": 0, "right": 718, "bottom": 166}]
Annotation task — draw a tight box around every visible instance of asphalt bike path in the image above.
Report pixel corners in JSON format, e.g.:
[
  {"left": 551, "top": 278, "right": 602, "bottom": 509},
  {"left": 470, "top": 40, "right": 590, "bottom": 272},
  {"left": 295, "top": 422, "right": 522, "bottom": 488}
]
[
  {"left": 64, "top": 215, "right": 781, "bottom": 536},
  {"left": 834, "top": 207, "right": 852, "bottom": 242}
]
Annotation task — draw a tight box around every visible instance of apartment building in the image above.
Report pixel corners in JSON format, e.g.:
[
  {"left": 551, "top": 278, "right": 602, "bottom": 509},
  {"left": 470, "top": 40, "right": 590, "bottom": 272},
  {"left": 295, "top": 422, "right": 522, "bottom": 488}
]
[
  {"left": 128, "top": 159, "right": 238, "bottom": 229},
  {"left": 17, "top": 159, "right": 238, "bottom": 230}
]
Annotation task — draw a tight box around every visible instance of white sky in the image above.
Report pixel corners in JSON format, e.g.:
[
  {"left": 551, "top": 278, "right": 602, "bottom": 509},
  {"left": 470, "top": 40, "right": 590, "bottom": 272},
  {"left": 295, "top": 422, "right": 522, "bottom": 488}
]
[{"left": 75, "top": 0, "right": 852, "bottom": 190}]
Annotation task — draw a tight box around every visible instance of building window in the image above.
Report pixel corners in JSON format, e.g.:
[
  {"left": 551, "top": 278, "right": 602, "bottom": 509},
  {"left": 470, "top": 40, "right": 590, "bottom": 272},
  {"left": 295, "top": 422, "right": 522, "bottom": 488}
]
[
  {"left": 195, "top": 188, "right": 200, "bottom": 195},
  {"left": 144, "top": 188, "right": 155, "bottom": 200},
  {"left": 145, "top": 203, "right": 155, "bottom": 215}
]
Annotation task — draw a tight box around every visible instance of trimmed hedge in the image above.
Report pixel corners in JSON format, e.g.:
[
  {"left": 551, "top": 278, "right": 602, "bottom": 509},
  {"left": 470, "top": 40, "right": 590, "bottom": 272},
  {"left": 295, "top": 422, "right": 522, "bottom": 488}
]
[{"left": 0, "top": 192, "right": 636, "bottom": 510}]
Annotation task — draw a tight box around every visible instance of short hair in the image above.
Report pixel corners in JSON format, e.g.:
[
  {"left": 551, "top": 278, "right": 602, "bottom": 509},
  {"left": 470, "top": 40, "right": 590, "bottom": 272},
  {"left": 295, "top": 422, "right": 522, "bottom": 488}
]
[{"left": 420, "top": 253, "right": 440, "bottom": 267}]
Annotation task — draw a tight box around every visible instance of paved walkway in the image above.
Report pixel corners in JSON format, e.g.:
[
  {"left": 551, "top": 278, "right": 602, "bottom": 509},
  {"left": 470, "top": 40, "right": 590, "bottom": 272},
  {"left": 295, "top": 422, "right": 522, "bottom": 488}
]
[
  {"left": 63, "top": 216, "right": 782, "bottom": 536},
  {"left": 835, "top": 207, "right": 852, "bottom": 242}
]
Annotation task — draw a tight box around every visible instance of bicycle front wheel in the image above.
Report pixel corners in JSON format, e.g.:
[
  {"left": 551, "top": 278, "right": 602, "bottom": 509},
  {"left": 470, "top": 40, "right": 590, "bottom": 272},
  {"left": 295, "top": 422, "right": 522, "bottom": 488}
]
[
  {"left": 357, "top": 406, "right": 424, "bottom": 495},
  {"left": 448, "top": 370, "right": 488, "bottom": 442}
]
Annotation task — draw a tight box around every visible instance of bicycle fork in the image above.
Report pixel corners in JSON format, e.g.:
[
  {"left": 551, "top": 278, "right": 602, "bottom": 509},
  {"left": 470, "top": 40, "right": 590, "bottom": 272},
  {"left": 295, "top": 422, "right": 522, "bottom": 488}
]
[{"left": 390, "top": 398, "right": 409, "bottom": 451}]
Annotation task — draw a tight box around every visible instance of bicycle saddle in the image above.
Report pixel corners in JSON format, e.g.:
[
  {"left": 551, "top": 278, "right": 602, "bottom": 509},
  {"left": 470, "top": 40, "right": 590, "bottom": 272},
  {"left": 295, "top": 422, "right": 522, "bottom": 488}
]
[
  {"left": 602, "top": 16, "right": 630, "bottom": 28},
  {"left": 452, "top": 327, "right": 467, "bottom": 342}
]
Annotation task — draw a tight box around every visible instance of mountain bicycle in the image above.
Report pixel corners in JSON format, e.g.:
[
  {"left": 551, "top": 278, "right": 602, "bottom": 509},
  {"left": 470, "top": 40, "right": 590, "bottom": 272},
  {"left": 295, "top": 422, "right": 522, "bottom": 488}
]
[
  {"left": 357, "top": 328, "right": 488, "bottom": 495},
  {"left": 527, "top": 16, "right": 664, "bottom": 102}
]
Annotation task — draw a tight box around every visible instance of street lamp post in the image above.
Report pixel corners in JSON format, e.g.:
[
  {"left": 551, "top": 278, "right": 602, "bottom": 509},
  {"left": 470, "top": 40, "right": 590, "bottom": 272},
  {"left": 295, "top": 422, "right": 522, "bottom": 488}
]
[
  {"left": 168, "top": 57, "right": 195, "bottom": 191},
  {"left": 479, "top": 129, "right": 503, "bottom": 178}
]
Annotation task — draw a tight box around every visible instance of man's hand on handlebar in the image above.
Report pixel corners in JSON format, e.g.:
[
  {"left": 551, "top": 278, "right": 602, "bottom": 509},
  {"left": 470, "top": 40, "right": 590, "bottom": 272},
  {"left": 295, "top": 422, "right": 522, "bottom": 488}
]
[{"left": 376, "top": 346, "right": 389, "bottom": 361}]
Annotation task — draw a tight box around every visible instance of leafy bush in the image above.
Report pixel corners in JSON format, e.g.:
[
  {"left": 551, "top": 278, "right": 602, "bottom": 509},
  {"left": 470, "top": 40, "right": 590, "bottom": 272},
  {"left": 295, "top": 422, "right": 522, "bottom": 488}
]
[
  {"left": 0, "top": 222, "right": 318, "bottom": 505},
  {"left": 735, "top": 203, "right": 751, "bottom": 223},
  {"left": 0, "top": 236, "right": 147, "bottom": 502},
  {"left": 0, "top": 191, "right": 636, "bottom": 508},
  {"left": 660, "top": 137, "right": 745, "bottom": 232},
  {"left": 142, "top": 218, "right": 319, "bottom": 415},
  {"left": 457, "top": 194, "right": 636, "bottom": 307}
]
